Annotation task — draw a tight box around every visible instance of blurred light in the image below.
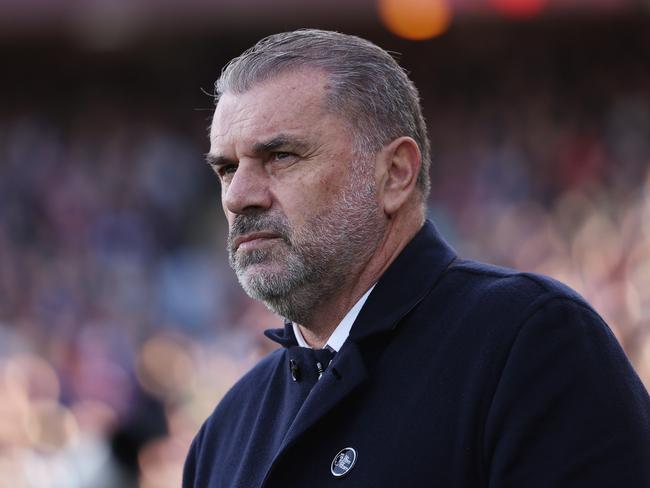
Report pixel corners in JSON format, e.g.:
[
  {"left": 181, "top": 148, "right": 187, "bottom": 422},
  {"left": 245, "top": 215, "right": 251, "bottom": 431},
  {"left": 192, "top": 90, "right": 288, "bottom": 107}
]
[
  {"left": 0, "top": 448, "right": 34, "bottom": 486},
  {"left": 0, "top": 399, "right": 30, "bottom": 448},
  {"left": 136, "top": 334, "right": 196, "bottom": 400},
  {"left": 378, "top": 0, "right": 452, "bottom": 41},
  {"left": 625, "top": 281, "right": 642, "bottom": 324},
  {"left": 70, "top": 400, "right": 118, "bottom": 437},
  {"left": 626, "top": 242, "right": 650, "bottom": 322},
  {"left": 571, "top": 213, "right": 620, "bottom": 286},
  {"left": 4, "top": 354, "right": 60, "bottom": 405},
  {"left": 639, "top": 335, "right": 650, "bottom": 391},
  {"left": 23, "top": 401, "right": 79, "bottom": 452},
  {"left": 489, "top": 0, "right": 547, "bottom": 19},
  {"left": 165, "top": 404, "right": 197, "bottom": 442},
  {"left": 138, "top": 436, "right": 186, "bottom": 488}
]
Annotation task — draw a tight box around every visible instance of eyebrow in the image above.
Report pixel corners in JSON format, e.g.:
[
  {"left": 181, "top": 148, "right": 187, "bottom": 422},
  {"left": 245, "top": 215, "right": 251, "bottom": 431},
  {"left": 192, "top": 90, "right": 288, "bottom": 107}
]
[
  {"left": 205, "top": 134, "right": 311, "bottom": 167},
  {"left": 251, "top": 134, "right": 310, "bottom": 154},
  {"left": 204, "top": 153, "right": 234, "bottom": 167}
]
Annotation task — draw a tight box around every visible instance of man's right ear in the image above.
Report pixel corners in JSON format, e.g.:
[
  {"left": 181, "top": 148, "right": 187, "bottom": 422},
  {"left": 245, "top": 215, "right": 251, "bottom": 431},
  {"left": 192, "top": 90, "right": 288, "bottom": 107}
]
[{"left": 375, "top": 136, "right": 421, "bottom": 216}]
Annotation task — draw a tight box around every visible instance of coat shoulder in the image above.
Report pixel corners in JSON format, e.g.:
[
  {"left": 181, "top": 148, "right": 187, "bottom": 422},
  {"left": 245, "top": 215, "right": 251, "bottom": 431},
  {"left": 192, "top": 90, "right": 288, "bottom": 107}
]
[
  {"left": 449, "top": 258, "right": 583, "bottom": 299},
  {"left": 442, "top": 258, "right": 591, "bottom": 317}
]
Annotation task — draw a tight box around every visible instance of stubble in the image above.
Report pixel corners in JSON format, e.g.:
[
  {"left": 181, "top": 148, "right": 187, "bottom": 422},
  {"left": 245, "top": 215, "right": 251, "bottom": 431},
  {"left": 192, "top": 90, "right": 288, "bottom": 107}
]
[{"left": 227, "top": 161, "right": 384, "bottom": 325}]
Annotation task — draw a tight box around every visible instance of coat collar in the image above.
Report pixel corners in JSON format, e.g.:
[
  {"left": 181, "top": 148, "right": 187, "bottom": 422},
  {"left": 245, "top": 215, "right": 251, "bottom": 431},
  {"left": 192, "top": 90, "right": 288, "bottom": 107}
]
[
  {"left": 264, "top": 220, "right": 457, "bottom": 348},
  {"left": 264, "top": 320, "right": 298, "bottom": 348}
]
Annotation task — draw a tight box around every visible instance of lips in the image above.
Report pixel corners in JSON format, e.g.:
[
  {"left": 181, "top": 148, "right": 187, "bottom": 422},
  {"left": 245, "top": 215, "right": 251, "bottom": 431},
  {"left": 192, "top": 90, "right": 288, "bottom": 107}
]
[{"left": 233, "top": 232, "right": 283, "bottom": 251}]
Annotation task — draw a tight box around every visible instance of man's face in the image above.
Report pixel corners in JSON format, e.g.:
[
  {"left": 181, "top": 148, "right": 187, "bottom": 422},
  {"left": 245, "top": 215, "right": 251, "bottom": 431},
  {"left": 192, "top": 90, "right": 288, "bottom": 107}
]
[{"left": 207, "top": 69, "right": 385, "bottom": 323}]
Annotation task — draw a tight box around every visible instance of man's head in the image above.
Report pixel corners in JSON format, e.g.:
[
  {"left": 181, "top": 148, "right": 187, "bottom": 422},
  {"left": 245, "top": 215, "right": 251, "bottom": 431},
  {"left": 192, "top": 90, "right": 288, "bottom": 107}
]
[
  {"left": 216, "top": 29, "right": 430, "bottom": 197},
  {"left": 207, "top": 30, "right": 430, "bottom": 325}
]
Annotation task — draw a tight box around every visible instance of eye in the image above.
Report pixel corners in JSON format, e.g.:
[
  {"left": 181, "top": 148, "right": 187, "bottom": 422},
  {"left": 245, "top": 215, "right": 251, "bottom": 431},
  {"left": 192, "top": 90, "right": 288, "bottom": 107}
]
[
  {"left": 215, "top": 164, "right": 237, "bottom": 180},
  {"left": 271, "top": 152, "right": 295, "bottom": 161}
]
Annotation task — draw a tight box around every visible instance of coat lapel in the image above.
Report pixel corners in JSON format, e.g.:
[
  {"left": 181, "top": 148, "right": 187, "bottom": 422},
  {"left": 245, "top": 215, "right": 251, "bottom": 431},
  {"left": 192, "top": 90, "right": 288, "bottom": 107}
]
[
  {"left": 279, "top": 340, "right": 367, "bottom": 450},
  {"left": 259, "top": 342, "right": 367, "bottom": 486},
  {"left": 351, "top": 220, "right": 457, "bottom": 343}
]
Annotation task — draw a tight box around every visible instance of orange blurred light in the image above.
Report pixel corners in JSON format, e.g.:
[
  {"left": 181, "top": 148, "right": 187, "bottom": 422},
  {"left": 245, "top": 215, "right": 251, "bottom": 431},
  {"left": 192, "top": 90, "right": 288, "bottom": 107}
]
[
  {"left": 379, "top": 0, "right": 452, "bottom": 41},
  {"left": 489, "top": 0, "right": 547, "bottom": 19}
]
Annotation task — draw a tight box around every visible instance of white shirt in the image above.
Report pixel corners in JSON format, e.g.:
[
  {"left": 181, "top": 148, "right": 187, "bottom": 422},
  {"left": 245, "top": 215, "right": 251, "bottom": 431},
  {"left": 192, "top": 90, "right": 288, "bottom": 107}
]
[{"left": 292, "top": 285, "right": 375, "bottom": 352}]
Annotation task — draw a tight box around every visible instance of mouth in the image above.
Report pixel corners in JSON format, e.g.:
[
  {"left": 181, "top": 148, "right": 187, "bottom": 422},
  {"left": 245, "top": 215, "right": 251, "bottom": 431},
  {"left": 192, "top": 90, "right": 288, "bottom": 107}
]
[{"left": 233, "top": 232, "right": 284, "bottom": 251}]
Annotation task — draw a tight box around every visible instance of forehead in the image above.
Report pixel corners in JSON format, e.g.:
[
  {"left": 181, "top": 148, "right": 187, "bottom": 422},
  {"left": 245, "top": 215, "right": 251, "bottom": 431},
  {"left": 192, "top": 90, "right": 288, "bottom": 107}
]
[{"left": 210, "top": 69, "right": 342, "bottom": 150}]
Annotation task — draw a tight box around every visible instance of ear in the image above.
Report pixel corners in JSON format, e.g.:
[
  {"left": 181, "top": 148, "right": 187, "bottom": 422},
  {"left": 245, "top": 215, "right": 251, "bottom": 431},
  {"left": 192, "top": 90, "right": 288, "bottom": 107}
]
[{"left": 376, "top": 136, "right": 421, "bottom": 216}]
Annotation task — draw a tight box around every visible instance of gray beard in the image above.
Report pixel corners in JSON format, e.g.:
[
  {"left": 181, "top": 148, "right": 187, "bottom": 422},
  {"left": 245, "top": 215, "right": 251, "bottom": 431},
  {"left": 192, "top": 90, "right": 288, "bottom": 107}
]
[{"left": 227, "top": 168, "right": 384, "bottom": 325}]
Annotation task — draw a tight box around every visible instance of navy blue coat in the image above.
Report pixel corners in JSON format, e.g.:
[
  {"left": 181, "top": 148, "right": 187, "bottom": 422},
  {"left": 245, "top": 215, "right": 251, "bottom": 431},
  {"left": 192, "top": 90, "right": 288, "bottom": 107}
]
[{"left": 184, "top": 221, "right": 650, "bottom": 487}]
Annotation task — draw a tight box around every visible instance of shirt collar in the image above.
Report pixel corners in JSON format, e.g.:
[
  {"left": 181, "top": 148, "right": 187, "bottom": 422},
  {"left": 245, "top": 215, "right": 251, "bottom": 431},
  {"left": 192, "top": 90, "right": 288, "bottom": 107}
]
[{"left": 292, "top": 285, "right": 375, "bottom": 352}]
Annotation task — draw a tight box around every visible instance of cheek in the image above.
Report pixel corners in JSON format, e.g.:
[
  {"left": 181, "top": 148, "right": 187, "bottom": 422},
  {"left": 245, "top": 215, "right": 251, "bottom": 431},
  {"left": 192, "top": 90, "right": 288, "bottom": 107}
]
[
  {"left": 270, "top": 156, "right": 351, "bottom": 221},
  {"left": 316, "top": 168, "right": 349, "bottom": 200},
  {"left": 280, "top": 179, "right": 341, "bottom": 221}
]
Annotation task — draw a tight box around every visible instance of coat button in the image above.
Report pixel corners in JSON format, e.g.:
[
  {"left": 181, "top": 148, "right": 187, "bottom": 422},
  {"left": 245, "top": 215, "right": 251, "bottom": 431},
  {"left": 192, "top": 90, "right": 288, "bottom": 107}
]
[{"left": 289, "top": 359, "right": 300, "bottom": 382}]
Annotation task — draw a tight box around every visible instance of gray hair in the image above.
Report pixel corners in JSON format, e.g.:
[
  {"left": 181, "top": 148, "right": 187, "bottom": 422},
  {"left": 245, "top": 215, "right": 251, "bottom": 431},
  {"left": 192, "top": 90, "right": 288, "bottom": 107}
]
[{"left": 215, "top": 29, "right": 431, "bottom": 198}]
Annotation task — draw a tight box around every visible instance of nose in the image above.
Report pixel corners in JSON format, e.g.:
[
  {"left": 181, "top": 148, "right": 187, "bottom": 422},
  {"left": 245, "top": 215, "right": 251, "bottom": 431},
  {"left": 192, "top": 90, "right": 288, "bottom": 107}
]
[{"left": 222, "top": 160, "right": 272, "bottom": 215}]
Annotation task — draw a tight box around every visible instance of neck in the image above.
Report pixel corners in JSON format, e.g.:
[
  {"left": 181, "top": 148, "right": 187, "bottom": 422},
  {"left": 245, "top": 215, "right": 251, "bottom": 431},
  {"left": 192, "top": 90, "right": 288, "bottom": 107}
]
[{"left": 297, "top": 213, "right": 424, "bottom": 348}]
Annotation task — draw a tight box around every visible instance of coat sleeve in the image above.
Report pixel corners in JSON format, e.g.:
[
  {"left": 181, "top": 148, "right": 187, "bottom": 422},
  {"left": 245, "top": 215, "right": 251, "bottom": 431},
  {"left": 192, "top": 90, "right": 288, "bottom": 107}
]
[{"left": 483, "top": 297, "right": 650, "bottom": 487}]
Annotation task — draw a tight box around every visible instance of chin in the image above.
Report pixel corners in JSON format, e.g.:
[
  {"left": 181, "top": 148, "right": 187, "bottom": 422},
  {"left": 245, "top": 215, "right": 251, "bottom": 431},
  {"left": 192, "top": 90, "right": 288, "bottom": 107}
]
[{"left": 237, "top": 264, "right": 284, "bottom": 291}]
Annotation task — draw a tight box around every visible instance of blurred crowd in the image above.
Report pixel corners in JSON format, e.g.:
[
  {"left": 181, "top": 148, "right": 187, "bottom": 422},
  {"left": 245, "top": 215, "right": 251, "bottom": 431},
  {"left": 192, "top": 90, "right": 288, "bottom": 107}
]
[
  {"left": 1, "top": 21, "right": 649, "bottom": 487},
  {"left": 0, "top": 99, "right": 277, "bottom": 486}
]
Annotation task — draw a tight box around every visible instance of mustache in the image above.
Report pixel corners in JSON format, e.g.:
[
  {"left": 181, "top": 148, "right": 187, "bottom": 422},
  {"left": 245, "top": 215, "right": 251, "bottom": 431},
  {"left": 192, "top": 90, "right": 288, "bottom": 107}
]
[{"left": 228, "top": 214, "right": 291, "bottom": 252}]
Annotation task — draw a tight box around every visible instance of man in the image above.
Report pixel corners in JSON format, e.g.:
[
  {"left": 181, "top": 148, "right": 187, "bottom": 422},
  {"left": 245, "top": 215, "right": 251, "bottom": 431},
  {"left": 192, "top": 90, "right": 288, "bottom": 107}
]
[{"left": 184, "top": 29, "right": 649, "bottom": 487}]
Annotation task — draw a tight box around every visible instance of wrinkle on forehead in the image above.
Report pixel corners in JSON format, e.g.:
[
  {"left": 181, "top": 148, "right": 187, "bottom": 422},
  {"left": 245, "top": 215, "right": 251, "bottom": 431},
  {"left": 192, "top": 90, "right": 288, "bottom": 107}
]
[{"left": 209, "top": 69, "right": 338, "bottom": 155}]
